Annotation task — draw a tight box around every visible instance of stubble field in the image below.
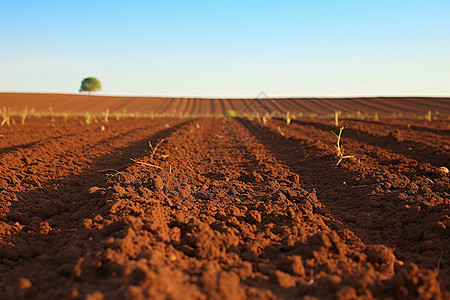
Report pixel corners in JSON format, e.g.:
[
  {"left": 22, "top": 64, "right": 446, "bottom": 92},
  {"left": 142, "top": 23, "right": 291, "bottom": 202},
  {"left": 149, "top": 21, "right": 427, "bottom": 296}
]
[{"left": 0, "top": 111, "right": 449, "bottom": 299}]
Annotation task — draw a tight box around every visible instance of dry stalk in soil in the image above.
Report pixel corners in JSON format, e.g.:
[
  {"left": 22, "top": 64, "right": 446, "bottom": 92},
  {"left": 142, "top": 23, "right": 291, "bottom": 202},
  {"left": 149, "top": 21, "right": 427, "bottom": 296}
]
[
  {"left": 130, "top": 158, "right": 163, "bottom": 170},
  {"left": 21, "top": 107, "right": 28, "bottom": 125},
  {"left": 104, "top": 108, "right": 109, "bottom": 124},
  {"left": 331, "top": 127, "right": 356, "bottom": 166},
  {"left": 2, "top": 106, "right": 10, "bottom": 127},
  {"left": 149, "top": 139, "right": 165, "bottom": 161},
  {"left": 286, "top": 111, "right": 291, "bottom": 125},
  {"left": 1, "top": 116, "right": 10, "bottom": 127},
  {"left": 427, "top": 110, "right": 432, "bottom": 122},
  {"left": 130, "top": 138, "right": 167, "bottom": 170}
]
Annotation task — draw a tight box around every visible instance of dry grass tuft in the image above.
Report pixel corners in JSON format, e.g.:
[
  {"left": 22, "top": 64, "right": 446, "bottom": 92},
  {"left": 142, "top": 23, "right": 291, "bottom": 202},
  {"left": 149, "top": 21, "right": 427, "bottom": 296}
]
[{"left": 149, "top": 139, "right": 165, "bottom": 161}]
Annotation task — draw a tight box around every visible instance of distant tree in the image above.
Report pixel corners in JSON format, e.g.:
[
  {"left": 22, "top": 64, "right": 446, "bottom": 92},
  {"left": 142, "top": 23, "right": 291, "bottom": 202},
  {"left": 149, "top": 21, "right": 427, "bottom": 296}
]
[{"left": 79, "top": 77, "right": 102, "bottom": 93}]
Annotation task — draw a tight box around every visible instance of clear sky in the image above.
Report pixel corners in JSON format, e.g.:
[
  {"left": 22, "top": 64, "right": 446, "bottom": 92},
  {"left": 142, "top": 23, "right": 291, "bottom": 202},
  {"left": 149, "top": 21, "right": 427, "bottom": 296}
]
[{"left": 1, "top": 0, "right": 449, "bottom": 97}]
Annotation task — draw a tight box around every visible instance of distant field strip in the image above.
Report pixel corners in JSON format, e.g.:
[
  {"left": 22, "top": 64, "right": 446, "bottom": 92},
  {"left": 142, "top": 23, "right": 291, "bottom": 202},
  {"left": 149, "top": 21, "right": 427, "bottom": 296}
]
[{"left": 1, "top": 93, "right": 449, "bottom": 116}]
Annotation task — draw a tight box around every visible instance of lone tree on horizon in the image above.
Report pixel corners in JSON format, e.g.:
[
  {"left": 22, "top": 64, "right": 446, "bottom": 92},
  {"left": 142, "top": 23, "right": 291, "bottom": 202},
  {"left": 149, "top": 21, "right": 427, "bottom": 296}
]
[{"left": 79, "top": 77, "right": 102, "bottom": 94}]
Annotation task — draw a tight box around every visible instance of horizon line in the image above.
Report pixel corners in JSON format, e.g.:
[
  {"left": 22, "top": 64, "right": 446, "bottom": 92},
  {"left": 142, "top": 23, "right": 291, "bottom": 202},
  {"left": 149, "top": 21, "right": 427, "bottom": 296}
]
[{"left": 1, "top": 91, "right": 449, "bottom": 100}]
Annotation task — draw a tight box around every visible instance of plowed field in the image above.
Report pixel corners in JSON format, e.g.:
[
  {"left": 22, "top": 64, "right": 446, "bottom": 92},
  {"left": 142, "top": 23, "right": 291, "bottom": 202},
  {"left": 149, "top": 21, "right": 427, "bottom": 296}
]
[
  {"left": 0, "top": 116, "right": 449, "bottom": 299},
  {"left": 1, "top": 93, "right": 449, "bottom": 117}
]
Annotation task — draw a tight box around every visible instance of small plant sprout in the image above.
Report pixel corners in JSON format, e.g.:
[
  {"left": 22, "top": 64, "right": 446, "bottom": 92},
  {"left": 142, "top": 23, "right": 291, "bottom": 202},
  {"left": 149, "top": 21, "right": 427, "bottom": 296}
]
[
  {"left": 425, "top": 110, "right": 432, "bottom": 122},
  {"left": 374, "top": 112, "right": 379, "bottom": 121},
  {"left": 1, "top": 106, "right": 10, "bottom": 127},
  {"left": 85, "top": 113, "right": 92, "bottom": 125},
  {"left": 104, "top": 108, "right": 109, "bottom": 124},
  {"left": 262, "top": 114, "right": 269, "bottom": 125},
  {"left": 226, "top": 109, "right": 237, "bottom": 117},
  {"left": 331, "top": 127, "right": 356, "bottom": 166},
  {"left": 334, "top": 111, "right": 339, "bottom": 127},
  {"left": 21, "top": 107, "right": 28, "bottom": 125},
  {"left": 286, "top": 111, "right": 291, "bottom": 125},
  {"left": 29, "top": 107, "right": 37, "bottom": 117}
]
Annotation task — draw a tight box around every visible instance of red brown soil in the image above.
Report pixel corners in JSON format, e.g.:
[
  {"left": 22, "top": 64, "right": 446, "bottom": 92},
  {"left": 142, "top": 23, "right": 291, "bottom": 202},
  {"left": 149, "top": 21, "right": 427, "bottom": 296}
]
[
  {"left": 0, "top": 93, "right": 449, "bottom": 116},
  {"left": 0, "top": 114, "right": 449, "bottom": 299}
]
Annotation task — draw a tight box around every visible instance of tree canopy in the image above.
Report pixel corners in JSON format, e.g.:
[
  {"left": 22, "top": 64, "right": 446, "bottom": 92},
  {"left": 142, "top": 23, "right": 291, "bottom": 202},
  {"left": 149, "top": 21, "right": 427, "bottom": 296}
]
[{"left": 79, "top": 77, "right": 102, "bottom": 93}]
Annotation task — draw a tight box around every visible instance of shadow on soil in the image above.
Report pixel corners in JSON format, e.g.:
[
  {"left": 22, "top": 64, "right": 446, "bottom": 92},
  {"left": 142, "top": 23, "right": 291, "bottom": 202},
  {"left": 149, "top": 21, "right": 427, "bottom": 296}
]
[
  {"left": 0, "top": 120, "right": 194, "bottom": 290},
  {"left": 0, "top": 132, "right": 80, "bottom": 155}
]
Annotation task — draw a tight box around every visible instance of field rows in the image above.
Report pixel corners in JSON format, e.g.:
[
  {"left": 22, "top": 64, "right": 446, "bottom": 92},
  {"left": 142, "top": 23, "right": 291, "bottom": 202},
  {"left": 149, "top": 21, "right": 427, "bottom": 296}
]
[
  {"left": 0, "top": 117, "right": 448, "bottom": 299},
  {"left": 1, "top": 93, "right": 450, "bottom": 117}
]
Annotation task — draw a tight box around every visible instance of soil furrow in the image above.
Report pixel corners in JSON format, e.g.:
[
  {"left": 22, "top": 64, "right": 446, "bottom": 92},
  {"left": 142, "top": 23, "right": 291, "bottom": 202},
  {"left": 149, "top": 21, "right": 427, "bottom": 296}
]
[
  {"left": 0, "top": 119, "right": 185, "bottom": 196},
  {"left": 0, "top": 118, "right": 94, "bottom": 153},
  {"left": 292, "top": 119, "right": 450, "bottom": 168},
  {"left": 335, "top": 117, "right": 450, "bottom": 136},
  {"left": 240, "top": 118, "right": 449, "bottom": 293},
  {"left": 272, "top": 119, "right": 450, "bottom": 199},
  {"left": 343, "top": 118, "right": 450, "bottom": 138},
  {"left": 0, "top": 119, "right": 197, "bottom": 299},
  {"left": 343, "top": 119, "right": 450, "bottom": 149},
  {"left": 318, "top": 117, "right": 450, "bottom": 150}
]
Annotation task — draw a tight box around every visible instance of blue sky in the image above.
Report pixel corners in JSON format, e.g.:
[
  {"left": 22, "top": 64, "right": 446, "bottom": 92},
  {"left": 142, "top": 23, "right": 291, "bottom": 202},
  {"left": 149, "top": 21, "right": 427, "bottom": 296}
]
[{"left": 1, "top": 0, "right": 449, "bottom": 97}]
